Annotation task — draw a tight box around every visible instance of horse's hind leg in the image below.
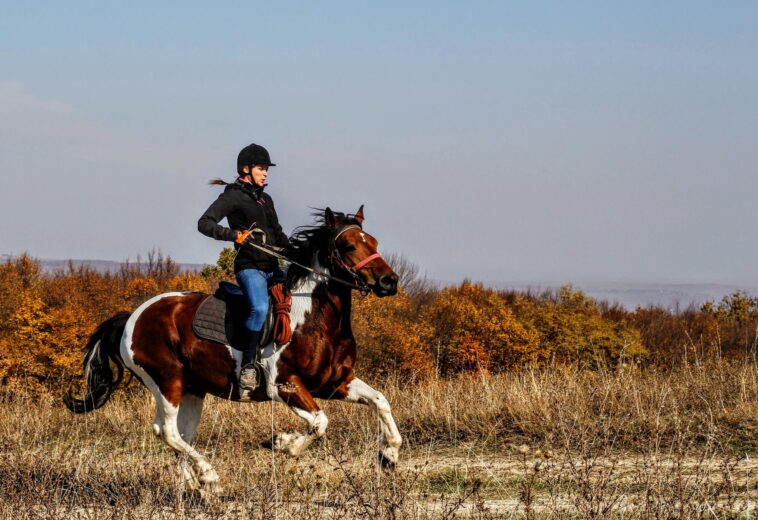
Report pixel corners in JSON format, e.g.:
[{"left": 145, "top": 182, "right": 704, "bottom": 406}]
[
  {"left": 176, "top": 393, "right": 205, "bottom": 490},
  {"left": 157, "top": 390, "right": 222, "bottom": 495},
  {"left": 271, "top": 377, "right": 329, "bottom": 456},
  {"left": 177, "top": 393, "right": 205, "bottom": 444},
  {"left": 341, "top": 377, "right": 402, "bottom": 468}
]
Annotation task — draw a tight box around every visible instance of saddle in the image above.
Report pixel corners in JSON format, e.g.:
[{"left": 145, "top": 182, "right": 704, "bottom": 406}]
[{"left": 192, "top": 281, "right": 292, "bottom": 350}]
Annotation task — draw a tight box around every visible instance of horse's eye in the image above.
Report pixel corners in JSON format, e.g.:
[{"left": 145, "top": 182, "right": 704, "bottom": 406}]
[{"left": 341, "top": 244, "right": 356, "bottom": 253}]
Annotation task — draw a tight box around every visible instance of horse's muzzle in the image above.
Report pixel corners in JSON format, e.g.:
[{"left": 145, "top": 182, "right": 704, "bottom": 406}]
[{"left": 375, "top": 274, "right": 399, "bottom": 296}]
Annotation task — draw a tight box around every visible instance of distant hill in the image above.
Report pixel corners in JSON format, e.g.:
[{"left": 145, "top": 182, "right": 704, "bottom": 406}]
[
  {"left": 1, "top": 255, "right": 206, "bottom": 274},
  {"left": 491, "top": 281, "right": 758, "bottom": 311}
]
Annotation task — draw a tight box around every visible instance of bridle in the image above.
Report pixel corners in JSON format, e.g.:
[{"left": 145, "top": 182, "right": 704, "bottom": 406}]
[{"left": 328, "top": 225, "right": 383, "bottom": 294}]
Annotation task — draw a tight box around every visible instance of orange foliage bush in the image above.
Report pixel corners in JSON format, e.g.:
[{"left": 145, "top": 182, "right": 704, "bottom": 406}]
[
  {"left": 127, "top": 277, "right": 160, "bottom": 301},
  {"left": 453, "top": 335, "right": 490, "bottom": 372},
  {"left": 630, "top": 291, "right": 758, "bottom": 365},
  {"left": 510, "top": 286, "right": 647, "bottom": 367},
  {"left": 168, "top": 273, "right": 209, "bottom": 292},
  {"left": 0, "top": 254, "right": 210, "bottom": 389},
  {"left": 352, "top": 289, "right": 435, "bottom": 380},
  {"left": 421, "top": 282, "right": 541, "bottom": 374}
]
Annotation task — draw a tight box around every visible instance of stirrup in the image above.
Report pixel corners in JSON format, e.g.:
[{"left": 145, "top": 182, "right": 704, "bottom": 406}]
[{"left": 239, "top": 363, "right": 260, "bottom": 392}]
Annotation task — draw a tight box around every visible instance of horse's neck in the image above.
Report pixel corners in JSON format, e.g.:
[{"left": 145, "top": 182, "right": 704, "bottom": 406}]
[{"left": 290, "top": 253, "right": 352, "bottom": 337}]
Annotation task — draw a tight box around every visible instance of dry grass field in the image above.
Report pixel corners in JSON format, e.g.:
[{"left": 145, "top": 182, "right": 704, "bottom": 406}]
[{"left": 2, "top": 362, "right": 758, "bottom": 519}]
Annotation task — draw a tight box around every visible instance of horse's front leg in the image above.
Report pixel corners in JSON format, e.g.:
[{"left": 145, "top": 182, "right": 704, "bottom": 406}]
[
  {"left": 342, "top": 377, "right": 402, "bottom": 468},
  {"left": 271, "top": 376, "right": 329, "bottom": 456}
]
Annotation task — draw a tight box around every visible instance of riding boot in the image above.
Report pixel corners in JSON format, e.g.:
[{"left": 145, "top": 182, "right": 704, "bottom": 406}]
[{"left": 239, "top": 329, "right": 261, "bottom": 392}]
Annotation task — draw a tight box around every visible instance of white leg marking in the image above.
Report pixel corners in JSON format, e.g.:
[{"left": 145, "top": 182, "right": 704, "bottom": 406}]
[
  {"left": 161, "top": 397, "right": 221, "bottom": 490},
  {"left": 176, "top": 393, "right": 205, "bottom": 490},
  {"left": 274, "top": 409, "right": 329, "bottom": 457},
  {"left": 346, "top": 378, "right": 402, "bottom": 464}
]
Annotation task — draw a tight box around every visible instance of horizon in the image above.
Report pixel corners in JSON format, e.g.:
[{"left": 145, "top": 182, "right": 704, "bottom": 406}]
[{"left": 4, "top": 251, "right": 758, "bottom": 290}]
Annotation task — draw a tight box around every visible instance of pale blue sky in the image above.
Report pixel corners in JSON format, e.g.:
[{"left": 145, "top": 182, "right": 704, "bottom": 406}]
[{"left": 1, "top": 2, "right": 757, "bottom": 285}]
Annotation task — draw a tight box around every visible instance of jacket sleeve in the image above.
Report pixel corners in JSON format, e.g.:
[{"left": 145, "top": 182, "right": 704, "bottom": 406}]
[
  {"left": 197, "top": 191, "right": 238, "bottom": 242},
  {"left": 267, "top": 196, "right": 290, "bottom": 249}
]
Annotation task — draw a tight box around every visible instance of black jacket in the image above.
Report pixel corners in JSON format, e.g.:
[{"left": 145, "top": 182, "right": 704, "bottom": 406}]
[{"left": 198, "top": 180, "right": 289, "bottom": 273}]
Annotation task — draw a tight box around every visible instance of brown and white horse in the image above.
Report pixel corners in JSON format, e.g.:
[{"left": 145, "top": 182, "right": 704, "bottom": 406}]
[{"left": 65, "top": 206, "right": 401, "bottom": 495}]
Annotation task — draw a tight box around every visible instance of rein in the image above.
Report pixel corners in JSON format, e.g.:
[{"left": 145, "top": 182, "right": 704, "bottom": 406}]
[{"left": 239, "top": 225, "right": 381, "bottom": 294}]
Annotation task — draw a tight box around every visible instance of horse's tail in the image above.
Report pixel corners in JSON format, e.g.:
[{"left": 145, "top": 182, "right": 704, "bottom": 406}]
[{"left": 64, "top": 311, "right": 131, "bottom": 414}]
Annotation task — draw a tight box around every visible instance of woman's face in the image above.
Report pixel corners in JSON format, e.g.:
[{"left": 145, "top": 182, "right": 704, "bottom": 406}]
[{"left": 242, "top": 164, "right": 269, "bottom": 187}]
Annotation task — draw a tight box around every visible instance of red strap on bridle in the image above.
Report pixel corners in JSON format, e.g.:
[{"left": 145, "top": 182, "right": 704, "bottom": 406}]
[{"left": 350, "top": 252, "right": 382, "bottom": 272}]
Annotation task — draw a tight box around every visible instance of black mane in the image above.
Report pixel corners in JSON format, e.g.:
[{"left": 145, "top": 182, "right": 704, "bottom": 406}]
[{"left": 287, "top": 209, "right": 361, "bottom": 288}]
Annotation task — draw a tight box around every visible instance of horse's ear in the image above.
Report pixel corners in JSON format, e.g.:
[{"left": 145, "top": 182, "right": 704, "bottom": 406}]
[
  {"left": 325, "top": 207, "right": 337, "bottom": 229},
  {"left": 354, "top": 205, "right": 364, "bottom": 225}
]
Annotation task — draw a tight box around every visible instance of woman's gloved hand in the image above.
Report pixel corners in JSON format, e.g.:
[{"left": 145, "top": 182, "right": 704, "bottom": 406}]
[
  {"left": 235, "top": 228, "right": 267, "bottom": 246},
  {"left": 234, "top": 230, "right": 251, "bottom": 245}
]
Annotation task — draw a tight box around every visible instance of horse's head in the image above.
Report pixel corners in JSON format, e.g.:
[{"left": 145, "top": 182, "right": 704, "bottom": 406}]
[{"left": 326, "top": 206, "right": 399, "bottom": 297}]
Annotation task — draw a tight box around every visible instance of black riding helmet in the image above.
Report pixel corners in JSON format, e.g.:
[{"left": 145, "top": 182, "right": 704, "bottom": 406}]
[{"left": 237, "top": 143, "right": 276, "bottom": 174}]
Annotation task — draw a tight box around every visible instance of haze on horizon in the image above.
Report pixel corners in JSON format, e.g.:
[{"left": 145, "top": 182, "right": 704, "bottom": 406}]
[{"left": 1, "top": 2, "right": 757, "bottom": 287}]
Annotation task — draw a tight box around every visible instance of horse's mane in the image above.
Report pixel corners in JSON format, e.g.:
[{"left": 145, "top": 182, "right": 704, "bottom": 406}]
[{"left": 287, "top": 209, "right": 361, "bottom": 288}]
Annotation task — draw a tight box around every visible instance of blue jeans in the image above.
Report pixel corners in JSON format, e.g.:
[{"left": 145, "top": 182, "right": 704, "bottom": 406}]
[{"left": 236, "top": 269, "right": 273, "bottom": 332}]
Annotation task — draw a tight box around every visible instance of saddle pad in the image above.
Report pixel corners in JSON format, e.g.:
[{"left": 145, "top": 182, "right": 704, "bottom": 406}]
[
  {"left": 192, "top": 294, "right": 232, "bottom": 346},
  {"left": 192, "top": 293, "right": 273, "bottom": 350}
]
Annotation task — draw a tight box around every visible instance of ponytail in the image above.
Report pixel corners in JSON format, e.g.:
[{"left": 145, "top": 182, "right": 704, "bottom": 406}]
[{"left": 208, "top": 178, "right": 232, "bottom": 186}]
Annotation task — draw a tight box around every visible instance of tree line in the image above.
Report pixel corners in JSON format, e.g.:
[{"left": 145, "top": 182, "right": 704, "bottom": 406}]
[{"left": 1, "top": 251, "right": 756, "bottom": 392}]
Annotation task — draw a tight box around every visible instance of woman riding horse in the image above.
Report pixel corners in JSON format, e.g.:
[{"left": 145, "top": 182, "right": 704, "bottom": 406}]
[
  {"left": 65, "top": 203, "right": 401, "bottom": 496},
  {"left": 197, "top": 143, "right": 290, "bottom": 391}
]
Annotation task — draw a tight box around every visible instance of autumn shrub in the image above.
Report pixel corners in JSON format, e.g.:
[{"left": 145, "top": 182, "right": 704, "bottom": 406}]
[
  {"left": 509, "top": 286, "right": 648, "bottom": 367},
  {"left": 0, "top": 258, "right": 25, "bottom": 334},
  {"left": 0, "top": 254, "right": 210, "bottom": 389},
  {"left": 701, "top": 291, "right": 758, "bottom": 358},
  {"left": 353, "top": 289, "right": 435, "bottom": 380},
  {"left": 199, "top": 246, "right": 236, "bottom": 281},
  {"left": 629, "top": 291, "right": 758, "bottom": 366},
  {"left": 420, "top": 282, "right": 541, "bottom": 374}
]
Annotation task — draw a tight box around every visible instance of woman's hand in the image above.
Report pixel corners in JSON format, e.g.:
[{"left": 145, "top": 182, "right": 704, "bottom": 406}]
[{"left": 234, "top": 230, "right": 251, "bottom": 245}]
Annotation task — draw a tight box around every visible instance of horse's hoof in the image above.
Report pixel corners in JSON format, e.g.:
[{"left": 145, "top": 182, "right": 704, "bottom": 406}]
[
  {"left": 263, "top": 433, "right": 304, "bottom": 456},
  {"left": 198, "top": 469, "right": 223, "bottom": 495},
  {"left": 179, "top": 465, "right": 200, "bottom": 491},
  {"left": 199, "top": 480, "right": 224, "bottom": 501},
  {"left": 261, "top": 435, "right": 287, "bottom": 451},
  {"left": 199, "top": 488, "right": 219, "bottom": 503},
  {"left": 378, "top": 452, "right": 396, "bottom": 470}
]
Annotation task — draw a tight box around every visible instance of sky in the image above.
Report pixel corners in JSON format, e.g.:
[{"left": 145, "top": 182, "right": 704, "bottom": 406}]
[{"left": 1, "top": 1, "right": 757, "bottom": 286}]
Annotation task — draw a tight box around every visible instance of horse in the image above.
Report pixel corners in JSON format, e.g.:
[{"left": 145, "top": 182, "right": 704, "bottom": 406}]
[{"left": 64, "top": 206, "right": 402, "bottom": 495}]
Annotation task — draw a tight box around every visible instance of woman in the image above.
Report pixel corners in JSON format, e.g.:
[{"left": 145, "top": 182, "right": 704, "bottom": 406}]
[{"left": 198, "top": 143, "right": 290, "bottom": 391}]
